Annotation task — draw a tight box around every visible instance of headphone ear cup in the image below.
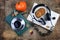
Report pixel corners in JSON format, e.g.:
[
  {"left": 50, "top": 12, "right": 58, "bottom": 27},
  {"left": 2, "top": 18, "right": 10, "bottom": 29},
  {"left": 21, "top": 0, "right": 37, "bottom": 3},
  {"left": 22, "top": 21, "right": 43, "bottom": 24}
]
[
  {"left": 39, "top": 18, "right": 46, "bottom": 25},
  {"left": 45, "top": 13, "right": 51, "bottom": 21}
]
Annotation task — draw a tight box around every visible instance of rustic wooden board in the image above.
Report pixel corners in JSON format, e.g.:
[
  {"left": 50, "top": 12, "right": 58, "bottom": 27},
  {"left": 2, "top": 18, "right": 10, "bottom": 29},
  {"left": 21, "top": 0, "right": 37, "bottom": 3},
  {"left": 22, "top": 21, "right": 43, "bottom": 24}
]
[{"left": 0, "top": 0, "right": 60, "bottom": 40}]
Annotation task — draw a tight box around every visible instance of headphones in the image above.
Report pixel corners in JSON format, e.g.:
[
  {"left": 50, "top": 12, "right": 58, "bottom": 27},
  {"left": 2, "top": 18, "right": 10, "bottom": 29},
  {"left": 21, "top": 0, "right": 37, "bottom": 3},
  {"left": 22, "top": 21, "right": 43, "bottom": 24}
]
[{"left": 32, "top": 4, "right": 51, "bottom": 25}]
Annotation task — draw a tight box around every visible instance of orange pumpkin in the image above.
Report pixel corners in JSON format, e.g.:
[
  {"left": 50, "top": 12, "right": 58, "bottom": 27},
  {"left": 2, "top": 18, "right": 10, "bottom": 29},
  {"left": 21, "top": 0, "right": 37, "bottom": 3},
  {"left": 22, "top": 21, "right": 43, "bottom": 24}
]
[{"left": 15, "top": 1, "right": 27, "bottom": 12}]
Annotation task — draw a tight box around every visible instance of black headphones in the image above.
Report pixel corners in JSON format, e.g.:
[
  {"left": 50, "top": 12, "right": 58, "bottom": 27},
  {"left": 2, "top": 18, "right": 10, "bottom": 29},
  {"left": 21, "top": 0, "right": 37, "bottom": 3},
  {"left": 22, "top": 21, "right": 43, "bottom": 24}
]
[
  {"left": 32, "top": 4, "right": 51, "bottom": 25},
  {"left": 32, "top": 4, "right": 51, "bottom": 20}
]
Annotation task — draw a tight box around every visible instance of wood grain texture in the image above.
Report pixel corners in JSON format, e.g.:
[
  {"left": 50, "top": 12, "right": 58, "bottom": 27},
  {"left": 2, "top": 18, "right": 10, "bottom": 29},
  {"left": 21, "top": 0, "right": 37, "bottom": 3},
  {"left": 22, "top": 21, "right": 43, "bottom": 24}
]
[{"left": 0, "top": 0, "right": 60, "bottom": 40}]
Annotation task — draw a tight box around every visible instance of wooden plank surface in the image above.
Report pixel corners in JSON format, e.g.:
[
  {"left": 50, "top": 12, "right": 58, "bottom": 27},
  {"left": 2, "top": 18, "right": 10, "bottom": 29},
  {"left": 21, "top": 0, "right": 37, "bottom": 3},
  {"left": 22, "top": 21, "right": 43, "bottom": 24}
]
[{"left": 0, "top": 0, "right": 60, "bottom": 40}]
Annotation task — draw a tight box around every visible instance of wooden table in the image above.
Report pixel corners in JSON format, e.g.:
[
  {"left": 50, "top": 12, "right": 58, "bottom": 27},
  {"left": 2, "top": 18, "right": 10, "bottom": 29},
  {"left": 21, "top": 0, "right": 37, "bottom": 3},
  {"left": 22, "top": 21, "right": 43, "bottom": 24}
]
[{"left": 0, "top": 0, "right": 60, "bottom": 40}]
